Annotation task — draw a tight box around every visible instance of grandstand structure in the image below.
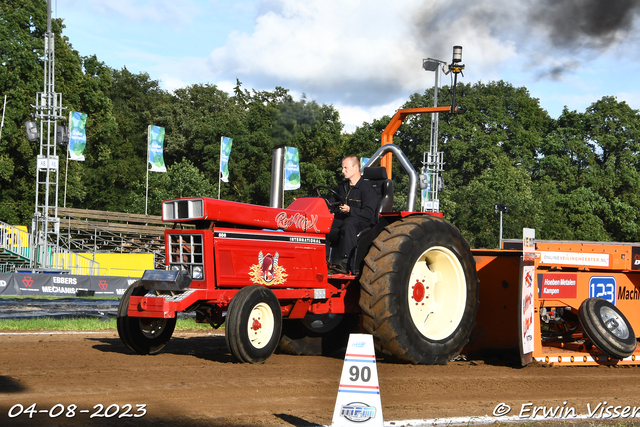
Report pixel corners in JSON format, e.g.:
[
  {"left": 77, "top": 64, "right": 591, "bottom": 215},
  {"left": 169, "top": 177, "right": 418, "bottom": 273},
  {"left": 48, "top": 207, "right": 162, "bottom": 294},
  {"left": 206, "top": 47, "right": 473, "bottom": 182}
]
[{"left": 0, "top": 208, "right": 179, "bottom": 274}]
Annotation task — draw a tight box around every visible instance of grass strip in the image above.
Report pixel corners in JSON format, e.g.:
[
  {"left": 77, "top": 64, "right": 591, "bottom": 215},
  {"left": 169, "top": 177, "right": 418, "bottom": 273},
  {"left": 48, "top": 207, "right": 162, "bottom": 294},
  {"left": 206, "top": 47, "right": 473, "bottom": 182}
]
[{"left": 0, "top": 317, "right": 216, "bottom": 331}]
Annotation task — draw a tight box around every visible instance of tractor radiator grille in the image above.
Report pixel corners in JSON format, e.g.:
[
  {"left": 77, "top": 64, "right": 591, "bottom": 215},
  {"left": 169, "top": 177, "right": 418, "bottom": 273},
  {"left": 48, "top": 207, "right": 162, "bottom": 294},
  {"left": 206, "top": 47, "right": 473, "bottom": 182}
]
[{"left": 168, "top": 233, "right": 204, "bottom": 280}]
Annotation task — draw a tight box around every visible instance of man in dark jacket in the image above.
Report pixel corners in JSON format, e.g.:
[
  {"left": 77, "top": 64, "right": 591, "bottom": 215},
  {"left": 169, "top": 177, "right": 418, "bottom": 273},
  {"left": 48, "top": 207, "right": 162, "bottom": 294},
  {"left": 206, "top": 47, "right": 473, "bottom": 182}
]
[{"left": 328, "top": 154, "right": 378, "bottom": 274}]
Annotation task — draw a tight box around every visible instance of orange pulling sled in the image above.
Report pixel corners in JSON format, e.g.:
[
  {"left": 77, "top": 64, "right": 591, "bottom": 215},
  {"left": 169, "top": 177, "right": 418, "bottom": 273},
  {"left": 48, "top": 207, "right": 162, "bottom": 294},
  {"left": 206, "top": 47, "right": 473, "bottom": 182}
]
[{"left": 468, "top": 233, "right": 640, "bottom": 366}]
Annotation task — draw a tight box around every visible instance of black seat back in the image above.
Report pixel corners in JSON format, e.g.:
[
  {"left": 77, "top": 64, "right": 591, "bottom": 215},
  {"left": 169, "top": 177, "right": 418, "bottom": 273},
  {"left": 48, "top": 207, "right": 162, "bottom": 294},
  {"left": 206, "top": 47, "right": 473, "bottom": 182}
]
[{"left": 362, "top": 167, "right": 394, "bottom": 220}]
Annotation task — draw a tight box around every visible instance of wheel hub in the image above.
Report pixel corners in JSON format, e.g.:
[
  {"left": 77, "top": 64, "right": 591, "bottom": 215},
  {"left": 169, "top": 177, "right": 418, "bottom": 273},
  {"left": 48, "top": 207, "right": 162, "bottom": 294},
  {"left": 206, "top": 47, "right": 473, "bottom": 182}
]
[
  {"left": 251, "top": 318, "right": 262, "bottom": 331},
  {"left": 138, "top": 318, "right": 168, "bottom": 339},
  {"left": 407, "top": 246, "right": 466, "bottom": 341},
  {"left": 247, "top": 302, "right": 275, "bottom": 349},
  {"left": 601, "top": 306, "right": 629, "bottom": 339},
  {"left": 412, "top": 280, "right": 426, "bottom": 303}
]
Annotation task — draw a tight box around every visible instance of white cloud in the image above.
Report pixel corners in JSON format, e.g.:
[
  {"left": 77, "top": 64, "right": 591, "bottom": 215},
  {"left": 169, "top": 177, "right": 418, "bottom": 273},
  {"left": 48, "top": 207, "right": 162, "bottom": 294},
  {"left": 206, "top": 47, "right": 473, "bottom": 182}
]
[
  {"left": 337, "top": 100, "right": 407, "bottom": 134},
  {"left": 203, "top": 0, "right": 529, "bottom": 109},
  {"left": 61, "top": 0, "right": 640, "bottom": 130}
]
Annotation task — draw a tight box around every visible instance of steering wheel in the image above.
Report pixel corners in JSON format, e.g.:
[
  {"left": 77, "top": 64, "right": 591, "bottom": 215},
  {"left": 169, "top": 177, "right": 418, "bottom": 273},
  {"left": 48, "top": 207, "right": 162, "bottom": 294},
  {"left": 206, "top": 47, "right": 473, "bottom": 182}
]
[{"left": 310, "top": 185, "right": 344, "bottom": 214}]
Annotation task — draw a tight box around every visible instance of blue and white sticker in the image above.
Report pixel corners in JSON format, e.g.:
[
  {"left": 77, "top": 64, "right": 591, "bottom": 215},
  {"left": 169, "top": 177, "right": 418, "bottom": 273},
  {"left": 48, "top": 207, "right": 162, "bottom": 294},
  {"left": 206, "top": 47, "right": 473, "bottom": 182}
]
[{"left": 589, "top": 276, "right": 617, "bottom": 305}]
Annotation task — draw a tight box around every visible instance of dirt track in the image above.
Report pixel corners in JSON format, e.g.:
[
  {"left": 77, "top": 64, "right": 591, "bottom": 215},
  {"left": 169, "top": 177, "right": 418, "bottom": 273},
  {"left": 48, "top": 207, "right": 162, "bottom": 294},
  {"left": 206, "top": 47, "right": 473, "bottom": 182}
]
[{"left": 2, "top": 330, "right": 640, "bottom": 427}]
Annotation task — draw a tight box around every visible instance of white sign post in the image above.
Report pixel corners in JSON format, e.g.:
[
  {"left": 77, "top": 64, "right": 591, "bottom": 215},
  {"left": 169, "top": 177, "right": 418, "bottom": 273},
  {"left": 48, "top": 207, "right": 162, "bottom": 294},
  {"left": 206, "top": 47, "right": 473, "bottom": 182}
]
[{"left": 331, "top": 334, "right": 383, "bottom": 427}]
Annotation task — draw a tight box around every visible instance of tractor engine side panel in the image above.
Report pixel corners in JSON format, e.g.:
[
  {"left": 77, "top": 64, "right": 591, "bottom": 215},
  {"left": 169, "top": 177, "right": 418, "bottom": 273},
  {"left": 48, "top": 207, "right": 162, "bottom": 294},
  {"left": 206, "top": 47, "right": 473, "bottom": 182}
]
[{"left": 213, "top": 228, "right": 329, "bottom": 288}]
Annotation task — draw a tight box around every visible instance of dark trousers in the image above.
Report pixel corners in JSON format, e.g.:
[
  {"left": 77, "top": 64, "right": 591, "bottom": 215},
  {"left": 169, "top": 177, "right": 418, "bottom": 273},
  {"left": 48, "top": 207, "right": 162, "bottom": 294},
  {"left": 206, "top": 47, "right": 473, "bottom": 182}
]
[{"left": 328, "top": 216, "right": 369, "bottom": 265}]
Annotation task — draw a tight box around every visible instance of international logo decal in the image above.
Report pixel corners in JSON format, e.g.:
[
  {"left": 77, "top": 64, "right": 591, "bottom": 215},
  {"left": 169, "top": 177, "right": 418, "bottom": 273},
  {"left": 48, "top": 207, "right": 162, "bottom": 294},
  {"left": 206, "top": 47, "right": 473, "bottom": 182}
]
[
  {"left": 22, "top": 276, "right": 33, "bottom": 287},
  {"left": 249, "top": 251, "right": 288, "bottom": 286},
  {"left": 98, "top": 280, "right": 108, "bottom": 291},
  {"left": 340, "top": 402, "right": 376, "bottom": 422}
]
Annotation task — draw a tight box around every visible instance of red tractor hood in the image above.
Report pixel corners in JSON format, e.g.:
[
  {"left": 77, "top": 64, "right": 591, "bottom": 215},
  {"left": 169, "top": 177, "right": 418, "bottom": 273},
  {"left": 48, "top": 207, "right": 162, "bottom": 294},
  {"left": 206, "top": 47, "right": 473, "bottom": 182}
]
[{"left": 163, "top": 197, "right": 334, "bottom": 234}]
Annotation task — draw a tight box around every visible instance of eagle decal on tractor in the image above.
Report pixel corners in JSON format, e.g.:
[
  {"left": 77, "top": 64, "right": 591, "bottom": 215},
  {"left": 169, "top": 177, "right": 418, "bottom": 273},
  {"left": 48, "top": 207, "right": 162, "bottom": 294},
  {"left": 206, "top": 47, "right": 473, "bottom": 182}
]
[{"left": 249, "top": 251, "right": 288, "bottom": 286}]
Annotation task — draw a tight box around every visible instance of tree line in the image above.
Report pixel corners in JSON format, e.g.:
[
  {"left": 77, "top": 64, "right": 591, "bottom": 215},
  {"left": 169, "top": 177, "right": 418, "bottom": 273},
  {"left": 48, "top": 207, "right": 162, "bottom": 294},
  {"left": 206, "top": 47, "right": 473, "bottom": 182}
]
[{"left": 2, "top": 0, "right": 639, "bottom": 248}]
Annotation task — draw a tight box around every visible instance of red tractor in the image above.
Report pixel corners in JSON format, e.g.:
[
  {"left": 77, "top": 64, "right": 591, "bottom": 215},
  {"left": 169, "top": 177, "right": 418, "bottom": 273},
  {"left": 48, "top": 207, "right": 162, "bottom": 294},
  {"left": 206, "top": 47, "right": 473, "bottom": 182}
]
[
  {"left": 117, "top": 141, "right": 479, "bottom": 364},
  {"left": 117, "top": 47, "right": 478, "bottom": 364}
]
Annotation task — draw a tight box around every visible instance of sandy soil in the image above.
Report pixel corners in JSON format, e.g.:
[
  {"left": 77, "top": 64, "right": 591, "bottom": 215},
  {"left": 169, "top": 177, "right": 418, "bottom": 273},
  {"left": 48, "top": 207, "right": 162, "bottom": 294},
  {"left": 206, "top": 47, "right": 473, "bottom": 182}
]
[{"left": 1, "top": 330, "right": 640, "bottom": 427}]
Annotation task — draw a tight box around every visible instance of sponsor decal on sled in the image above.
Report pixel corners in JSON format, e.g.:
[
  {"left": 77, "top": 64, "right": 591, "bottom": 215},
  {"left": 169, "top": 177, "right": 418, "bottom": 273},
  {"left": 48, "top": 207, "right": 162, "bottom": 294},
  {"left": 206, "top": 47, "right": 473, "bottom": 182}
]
[
  {"left": 539, "top": 273, "right": 577, "bottom": 299},
  {"left": 539, "top": 251, "right": 609, "bottom": 267},
  {"left": 618, "top": 285, "right": 640, "bottom": 301},
  {"left": 589, "top": 276, "right": 616, "bottom": 305},
  {"left": 249, "top": 251, "right": 288, "bottom": 286},
  {"left": 631, "top": 246, "right": 640, "bottom": 271}
]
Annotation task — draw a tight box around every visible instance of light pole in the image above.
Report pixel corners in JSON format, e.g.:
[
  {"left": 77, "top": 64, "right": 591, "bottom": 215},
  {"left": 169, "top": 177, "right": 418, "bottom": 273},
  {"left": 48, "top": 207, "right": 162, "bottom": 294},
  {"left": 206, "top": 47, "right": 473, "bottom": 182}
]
[
  {"left": 421, "top": 57, "right": 448, "bottom": 212},
  {"left": 494, "top": 203, "right": 508, "bottom": 248}
]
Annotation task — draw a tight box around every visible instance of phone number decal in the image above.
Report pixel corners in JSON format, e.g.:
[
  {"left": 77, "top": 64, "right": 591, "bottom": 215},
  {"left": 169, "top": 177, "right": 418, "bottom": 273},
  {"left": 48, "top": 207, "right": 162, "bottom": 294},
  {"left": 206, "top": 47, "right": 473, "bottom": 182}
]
[{"left": 8, "top": 403, "right": 147, "bottom": 419}]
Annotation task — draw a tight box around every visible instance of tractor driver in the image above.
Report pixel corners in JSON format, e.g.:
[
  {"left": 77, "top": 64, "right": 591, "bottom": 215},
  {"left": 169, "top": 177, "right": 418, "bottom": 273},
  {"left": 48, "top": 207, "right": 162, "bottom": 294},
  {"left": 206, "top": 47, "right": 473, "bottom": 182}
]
[{"left": 327, "top": 154, "right": 378, "bottom": 275}]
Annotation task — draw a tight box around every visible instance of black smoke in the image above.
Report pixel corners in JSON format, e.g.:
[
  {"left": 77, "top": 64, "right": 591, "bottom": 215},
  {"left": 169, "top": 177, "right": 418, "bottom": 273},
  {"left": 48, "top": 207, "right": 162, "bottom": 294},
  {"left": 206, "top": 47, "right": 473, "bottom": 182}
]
[
  {"left": 412, "top": 0, "right": 640, "bottom": 82},
  {"left": 532, "top": 0, "right": 640, "bottom": 49}
]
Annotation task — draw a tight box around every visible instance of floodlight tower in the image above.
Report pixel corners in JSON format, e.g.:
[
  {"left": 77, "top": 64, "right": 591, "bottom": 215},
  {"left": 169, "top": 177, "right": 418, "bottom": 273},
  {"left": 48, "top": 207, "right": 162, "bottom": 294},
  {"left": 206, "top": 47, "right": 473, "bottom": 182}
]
[
  {"left": 420, "top": 46, "right": 465, "bottom": 212},
  {"left": 421, "top": 57, "right": 447, "bottom": 212},
  {"left": 26, "top": 0, "right": 67, "bottom": 269}
]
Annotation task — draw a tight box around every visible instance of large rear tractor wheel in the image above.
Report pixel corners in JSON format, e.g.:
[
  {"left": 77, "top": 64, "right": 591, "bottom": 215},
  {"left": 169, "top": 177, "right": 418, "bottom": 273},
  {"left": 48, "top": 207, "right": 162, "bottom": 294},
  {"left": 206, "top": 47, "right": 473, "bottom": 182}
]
[
  {"left": 359, "top": 215, "right": 479, "bottom": 364},
  {"left": 225, "top": 285, "right": 283, "bottom": 364},
  {"left": 277, "top": 313, "right": 359, "bottom": 357},
  {"left": 117, "top": 281, "right": 176, "bottom": 355},
  {"left": 579, "top": 297, "right": 637, "bottom": 359}
]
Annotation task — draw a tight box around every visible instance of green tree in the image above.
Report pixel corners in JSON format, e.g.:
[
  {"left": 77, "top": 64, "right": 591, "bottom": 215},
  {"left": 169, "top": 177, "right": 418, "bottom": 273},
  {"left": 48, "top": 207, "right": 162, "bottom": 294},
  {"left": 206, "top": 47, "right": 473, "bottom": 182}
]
[
  {"left": 135, "top": 158, "right": 215, "bottom": 215},
  {"left": 535, "top": 98, "right": 640, "bottom": 242},
  {"left": 272, "top": 96, "right": 344, "bottom": 206},
  {"left": 0, "top": 0, "right": 119, "bottom": 222}
]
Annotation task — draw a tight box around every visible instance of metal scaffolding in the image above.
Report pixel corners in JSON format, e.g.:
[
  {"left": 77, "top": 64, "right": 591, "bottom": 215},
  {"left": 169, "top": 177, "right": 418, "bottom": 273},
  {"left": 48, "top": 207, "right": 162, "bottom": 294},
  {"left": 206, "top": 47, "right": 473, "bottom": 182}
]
[
  {"left": 421, "top": 58, "right": 447, "bottom": 213},
  {"left": 30, "top": 0, "right": 65, "bottom": 269}
]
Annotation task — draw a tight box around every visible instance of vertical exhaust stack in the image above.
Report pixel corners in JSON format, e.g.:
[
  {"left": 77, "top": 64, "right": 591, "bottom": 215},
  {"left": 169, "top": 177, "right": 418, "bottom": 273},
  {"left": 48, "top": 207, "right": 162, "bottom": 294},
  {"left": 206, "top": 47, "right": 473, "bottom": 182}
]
[{"left": 270, "top": 145, "right": 286, "bottom": 208}]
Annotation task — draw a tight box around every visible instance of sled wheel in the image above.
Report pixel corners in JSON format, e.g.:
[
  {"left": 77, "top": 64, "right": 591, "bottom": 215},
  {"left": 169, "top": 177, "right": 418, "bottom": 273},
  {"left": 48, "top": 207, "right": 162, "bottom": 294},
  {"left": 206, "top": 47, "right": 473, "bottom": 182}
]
[
  {"left": 359, "top": 215, "right": 479, "bottom": 364},
  {"left": 277, "top": 314, "right": 359, "bottom": 357},
  {"left": 225, "top": 286, "right": 282, "bottom": 364},
  {"left": 117, "top": 280, "right": 177, "bottom": 355},
  {"left": 579, "top": 297, "right": 637, "bottom": 359}
]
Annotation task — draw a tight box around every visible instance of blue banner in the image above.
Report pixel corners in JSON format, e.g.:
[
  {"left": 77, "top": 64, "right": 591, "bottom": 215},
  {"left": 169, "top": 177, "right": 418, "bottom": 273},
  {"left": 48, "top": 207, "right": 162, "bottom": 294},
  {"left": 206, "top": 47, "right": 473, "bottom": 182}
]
[
  {"left": 148, "top": 125, "right": 166, "bottom": 172},
  {"left": 220, "top": 136, "right": 233, "bottom": 182},
  {"left": 68, "top": 111, "right": 87, "bottom": 161},
  {"left": 284, "top": 146, "right": 300, "bottom": 190}
]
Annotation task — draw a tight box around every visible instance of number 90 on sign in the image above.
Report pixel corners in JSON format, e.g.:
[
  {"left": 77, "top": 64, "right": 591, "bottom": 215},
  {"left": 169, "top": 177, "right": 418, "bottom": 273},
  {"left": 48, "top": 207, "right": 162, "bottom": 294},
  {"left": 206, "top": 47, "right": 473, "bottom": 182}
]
[{"left": 349, "top": 365, "right": 371, "bottom": 382}]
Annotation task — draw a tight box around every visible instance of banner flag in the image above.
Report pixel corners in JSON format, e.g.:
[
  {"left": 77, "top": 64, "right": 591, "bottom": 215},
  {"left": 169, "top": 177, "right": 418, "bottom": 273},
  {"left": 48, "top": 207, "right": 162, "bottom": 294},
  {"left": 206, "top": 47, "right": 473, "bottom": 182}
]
[
  {"left": 148, "top": 125, "right": 166, "bottom": 172},
  {"left": 284, "top": 146, "right": 301, "bottom": 190},
  {"left": 68, "top": 111, "right": 87, "bottom": 161},
  {"left": 220, "top": 136, "right": 233, "bottom": 182},
  {"left": 360, "top": 157, "right": 370, "bottom": 172}
]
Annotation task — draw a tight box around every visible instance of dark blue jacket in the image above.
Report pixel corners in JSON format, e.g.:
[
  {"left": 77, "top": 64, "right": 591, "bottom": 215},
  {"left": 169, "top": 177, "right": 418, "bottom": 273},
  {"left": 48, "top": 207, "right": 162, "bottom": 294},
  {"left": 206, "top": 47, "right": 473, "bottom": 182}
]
[{"left": 333, "top": 177, "right": 378, "bottom": 226}]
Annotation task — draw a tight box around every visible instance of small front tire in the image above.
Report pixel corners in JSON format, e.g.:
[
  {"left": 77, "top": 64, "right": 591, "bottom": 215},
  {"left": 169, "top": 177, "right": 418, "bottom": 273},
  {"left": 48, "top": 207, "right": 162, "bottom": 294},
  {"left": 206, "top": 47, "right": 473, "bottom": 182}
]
[
  {"left": 117, "top": 281, "right": 176, "bottom": 355},
  {"left": 225, "top": 286, "right": 282, "bottom": 364}
]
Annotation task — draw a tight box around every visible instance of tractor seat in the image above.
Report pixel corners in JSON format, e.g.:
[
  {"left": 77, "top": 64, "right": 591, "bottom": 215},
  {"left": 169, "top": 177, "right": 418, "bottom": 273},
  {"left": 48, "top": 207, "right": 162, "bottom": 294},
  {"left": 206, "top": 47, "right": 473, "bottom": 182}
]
[{"left": 362, "top": 167, "right": 394, "bottom": 223}]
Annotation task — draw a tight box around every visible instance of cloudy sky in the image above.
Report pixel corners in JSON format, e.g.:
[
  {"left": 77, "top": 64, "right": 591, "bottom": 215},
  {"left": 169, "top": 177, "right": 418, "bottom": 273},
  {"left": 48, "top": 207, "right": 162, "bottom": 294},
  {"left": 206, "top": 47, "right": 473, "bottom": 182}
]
[{"left": 54, "top": 0, "right": 640, "bottom": 132}]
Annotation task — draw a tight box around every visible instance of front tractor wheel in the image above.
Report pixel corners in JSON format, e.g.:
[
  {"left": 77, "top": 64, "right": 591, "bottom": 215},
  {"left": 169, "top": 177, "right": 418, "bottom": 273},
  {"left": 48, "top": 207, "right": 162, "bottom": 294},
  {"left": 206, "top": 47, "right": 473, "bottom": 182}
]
[
  {"left": 117, "top": 281, "right": 177, "bottom": 355},
  {"left": 225, "top": 285, "right": 282, "bottom": 364},
  {"left": 359, "top": 215, "right": 479, "bottom": 364}
]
